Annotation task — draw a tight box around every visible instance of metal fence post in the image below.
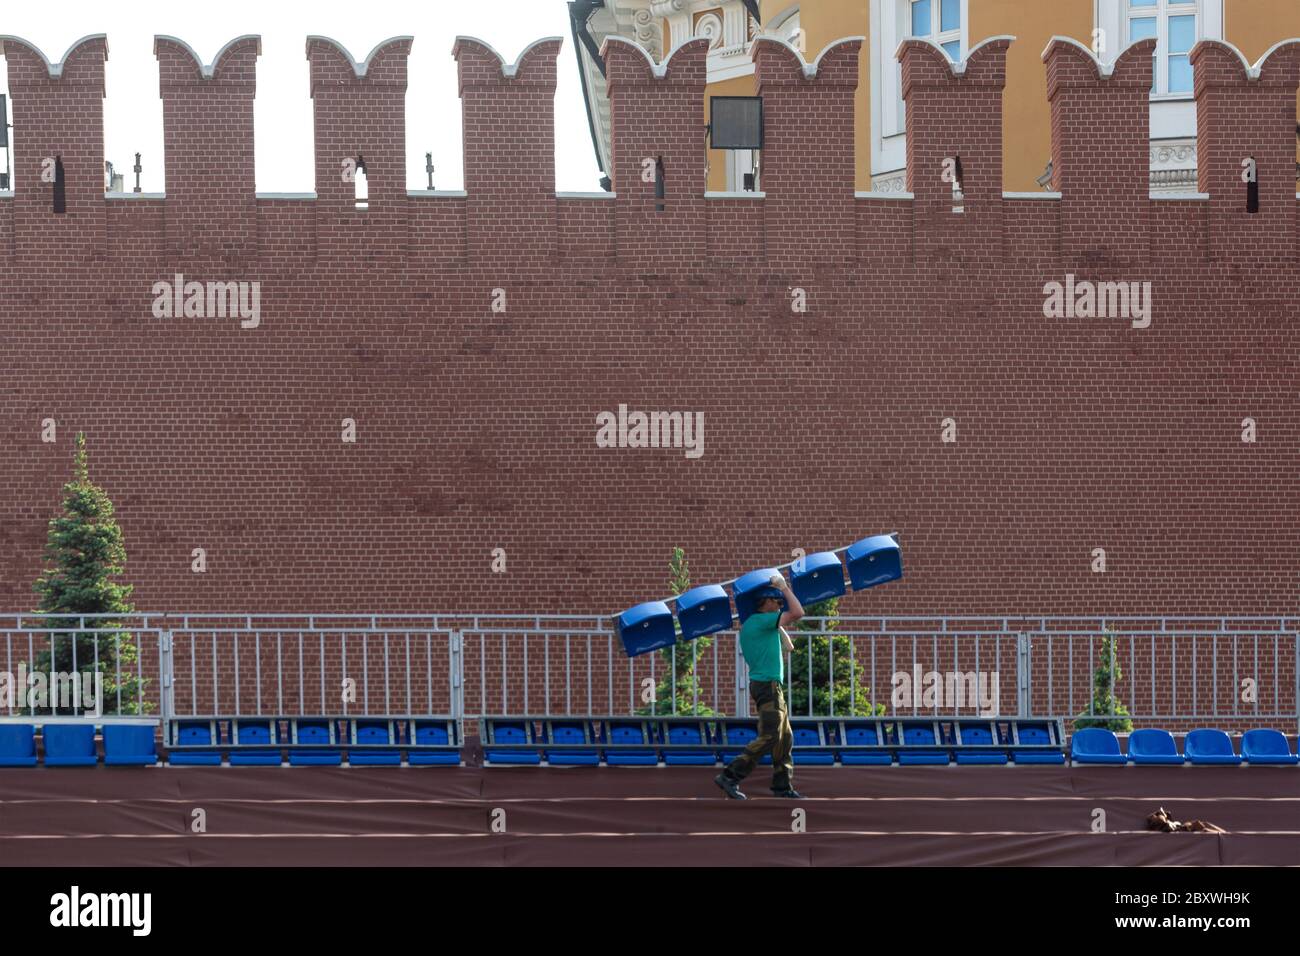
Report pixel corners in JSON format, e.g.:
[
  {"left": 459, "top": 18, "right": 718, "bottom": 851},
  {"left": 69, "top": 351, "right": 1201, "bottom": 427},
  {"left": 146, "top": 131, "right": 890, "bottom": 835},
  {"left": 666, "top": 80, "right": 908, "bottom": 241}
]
[
  {"left": 735, "top": 634, "right": 747, "bottom": 717},
  {"left": 1016, "top": 633, "right": 1031, "bottom": 717},
  {"left": 450, "top": 630, "right": 463, "bottom": 740},
  {"left": 159, "top": 630, "right": 174, "bottom": 726}
]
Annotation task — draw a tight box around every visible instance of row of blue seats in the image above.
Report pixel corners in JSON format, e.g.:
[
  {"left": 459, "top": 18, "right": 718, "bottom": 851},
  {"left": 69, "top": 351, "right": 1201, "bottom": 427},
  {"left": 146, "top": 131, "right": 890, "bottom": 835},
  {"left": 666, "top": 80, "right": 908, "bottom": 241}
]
[
  {"left": 478, "top": 716, "right": 1068, "bottom": 766},
  {"left": 1072, "top": 727, "right": 1299, "bottom": 765},
  {"left": 0, "top": 717, "right": 462, "bottom": 767},
  {"left": 0, "top": 723, "right": 158, "bottom": 767},
  {"left": 165, "top": 717, "right": 462, "bottom": 766}
]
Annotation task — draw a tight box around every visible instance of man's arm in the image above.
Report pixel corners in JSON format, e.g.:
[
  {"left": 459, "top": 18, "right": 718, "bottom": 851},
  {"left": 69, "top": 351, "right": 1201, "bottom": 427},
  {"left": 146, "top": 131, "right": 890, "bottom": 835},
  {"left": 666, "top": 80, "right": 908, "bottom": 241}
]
[
  {"left": 771, "top": 573, "right": 804, "bottom": 628},
  {"left": 779, "top": 626, "right": 794, "bottom": 653}
]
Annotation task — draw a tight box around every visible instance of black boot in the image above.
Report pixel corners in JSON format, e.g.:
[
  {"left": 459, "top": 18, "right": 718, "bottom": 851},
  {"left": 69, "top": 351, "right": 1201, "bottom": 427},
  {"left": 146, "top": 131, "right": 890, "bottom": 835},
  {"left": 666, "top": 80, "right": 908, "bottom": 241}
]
[
  {"left": 770, "top": 787, "right": 803, "bottom": 798},
  {"left": 714, "top": 771, "right": 747, "bottom": 800}
]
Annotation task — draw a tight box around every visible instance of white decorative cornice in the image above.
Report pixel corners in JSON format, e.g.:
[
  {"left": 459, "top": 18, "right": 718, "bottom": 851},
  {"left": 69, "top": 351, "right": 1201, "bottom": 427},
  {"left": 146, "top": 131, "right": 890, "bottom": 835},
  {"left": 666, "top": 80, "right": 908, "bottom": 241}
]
[
  {"left": 696, "top": 13, "right": 724, "bottom": 50},
  {"left": 633, "top": 8, "right": 661, "bottom": 58}
]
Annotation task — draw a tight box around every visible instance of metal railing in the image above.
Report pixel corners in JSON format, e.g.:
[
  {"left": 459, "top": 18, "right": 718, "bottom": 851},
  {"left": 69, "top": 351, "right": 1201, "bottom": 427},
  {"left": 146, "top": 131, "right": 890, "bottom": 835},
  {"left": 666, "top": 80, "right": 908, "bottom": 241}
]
[
  {"left": 0, "top": 614, "right": 1295, "bottom": 735},
  {"left": 0, "top": 620, "right": 165, "bottom": 718}
]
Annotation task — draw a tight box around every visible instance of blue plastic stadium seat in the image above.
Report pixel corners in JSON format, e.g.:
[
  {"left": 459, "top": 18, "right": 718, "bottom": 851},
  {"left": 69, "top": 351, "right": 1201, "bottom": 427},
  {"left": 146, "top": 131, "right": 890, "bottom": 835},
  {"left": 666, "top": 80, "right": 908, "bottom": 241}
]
[
  {"left": 663, "top": 724, "right": 717, "bottom": 766},
  {"left": 546, "top": 722, "right": 599, "bottom": 766},
  {"left": 103, "top": 724, "right": 158, "bottom": 766},
  {"left": 409, "top": 752, "right": 461, "bottom": 766},
  {"left": 792, "top": 725, "right": 836, "bottom": 765},
  {"left": 355, "top": 721, "right": 390, "bottom": 745},
  {"left": 410, "top": 723, "right": 462, "bottom": 764},
  {"left": 604, "top": 723, "right": 658, "bottom": 766},
  {"left": 674, "top": 585, "right": 734, "bottom": 641},
  {"left": 415, "top": 723, "right": 449, "bottom": 745},
  {"left": 617, "top": 601, "right": 676, "bottom": 656},
  {"left": 955, "top": 723, "right": 1008, "bottom": 765},
  {"left": 289, "top": 720, "right": 342, "bottom": 766},
  {"left": 485, "top": 721, "right": 541, "bottom": 765},
  {"left": 898, "top": 725, "right": 949, "bottom": 765},
  {"left": 1071, "top": 728, "right": 1126, "bottom": 765},
  {"left": 348, "top": 721, "right": 401, "bottom": 766},
  {"left": 350, "top": 750, "right": 402, "bottom": 766},
  {"left": 1184, "top": 728, "right": 1243, "bottom": 766},
  {"left": 42, "top": 724, "right": 98, "bottom": 767},
  {"left": 1011, "top": 723, "right": 1065, "bottom": 764},
  {"left": 408, "top": 721, "right": 460, "bottom": 765},
  {"left": 1241, "top": 729, "right": 1299, "bottom": 766},
  {"left": 840, "top": 723, "right": 893, "bottom": 766},
  {"left": 1126, "top": 728, "right": 1185, "bottom": 765},
  {"left": 167, "top": 721, "right": 223, "bottom": 766},
  {"left": 732, "top": 568, "right": 785, "bottom": 623},
  {"left": 845, "top": 535, "right": 903, "bottom": 591},
  {"left": 0, "top": 724, "right": 38, "bottom": 767},
  {"left": 229, "top": 720, "right": 282, "bottom": 766},
  {"left": 789, "top": 551, "right": 847, "bottom": 605}
]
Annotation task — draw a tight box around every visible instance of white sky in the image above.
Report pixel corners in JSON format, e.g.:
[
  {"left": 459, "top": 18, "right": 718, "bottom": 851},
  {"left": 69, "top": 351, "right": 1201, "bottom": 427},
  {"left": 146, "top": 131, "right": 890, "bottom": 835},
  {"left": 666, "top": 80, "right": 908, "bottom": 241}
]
[{"left": 0, "top": 0, "right": 605, "bottom": 193}]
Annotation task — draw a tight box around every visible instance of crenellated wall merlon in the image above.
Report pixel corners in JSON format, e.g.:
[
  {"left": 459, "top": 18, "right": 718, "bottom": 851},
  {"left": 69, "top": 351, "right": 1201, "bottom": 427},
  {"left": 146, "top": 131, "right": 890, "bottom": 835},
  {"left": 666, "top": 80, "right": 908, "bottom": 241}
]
[
  {"left": 1, "top": 32, "right": 1299, "bottom": 271},
  {"left": 0, "top": 34, "right": 107, "bottom": 81},
  {"left": 304, "top": 35, "right": 414, "bottom": 81},
  {"left": 154, "top": 34, "right": 261, "bottom": 85}
]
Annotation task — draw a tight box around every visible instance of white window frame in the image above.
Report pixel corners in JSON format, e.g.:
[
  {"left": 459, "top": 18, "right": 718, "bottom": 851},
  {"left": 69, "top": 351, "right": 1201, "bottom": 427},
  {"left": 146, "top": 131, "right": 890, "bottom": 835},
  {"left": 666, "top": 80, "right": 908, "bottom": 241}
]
[
  {"left": 912, "top": 0, "right": 963, "bottom": 61},
  {"left": 1095, "top": 1, "right": 1222, "bottom": 144},
  {"left": 870, "top": 0, "right": 968, "bottom": 187},
  {"left": 1127, "top": 0, "right": 1198, "bottom": 98}
]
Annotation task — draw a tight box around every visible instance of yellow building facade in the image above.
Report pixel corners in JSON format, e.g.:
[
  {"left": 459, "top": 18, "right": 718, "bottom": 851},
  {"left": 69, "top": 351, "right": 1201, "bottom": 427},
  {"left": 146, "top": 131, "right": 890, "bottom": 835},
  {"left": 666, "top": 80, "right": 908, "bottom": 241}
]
[{"left": 572, "top": 0, "right": 1300, "bottom": 193}]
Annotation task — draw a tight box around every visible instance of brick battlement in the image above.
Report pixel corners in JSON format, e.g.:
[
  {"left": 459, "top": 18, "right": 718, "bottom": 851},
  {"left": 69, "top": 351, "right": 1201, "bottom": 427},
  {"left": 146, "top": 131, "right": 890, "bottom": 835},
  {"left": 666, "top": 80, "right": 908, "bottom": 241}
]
[
  {"left": 0, "top": 33, "right": 1296, "bottom": 270},
  {"left": 1, "top": 32, "right": 1299, "bottom": 617}
]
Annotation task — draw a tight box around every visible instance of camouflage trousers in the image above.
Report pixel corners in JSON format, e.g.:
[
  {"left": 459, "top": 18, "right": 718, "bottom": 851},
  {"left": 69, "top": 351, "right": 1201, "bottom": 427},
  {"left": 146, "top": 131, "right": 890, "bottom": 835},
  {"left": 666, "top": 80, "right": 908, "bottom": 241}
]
[{"left": 722, "top": 680, "right": 794, "bottom": 790}]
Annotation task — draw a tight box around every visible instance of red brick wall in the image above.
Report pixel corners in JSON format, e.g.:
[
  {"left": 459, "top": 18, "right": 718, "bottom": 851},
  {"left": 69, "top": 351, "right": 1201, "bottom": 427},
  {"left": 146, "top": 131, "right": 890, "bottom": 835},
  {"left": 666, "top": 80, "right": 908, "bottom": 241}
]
[{"left": 0, "top": 32, "right": 1298, "bottom": 634}]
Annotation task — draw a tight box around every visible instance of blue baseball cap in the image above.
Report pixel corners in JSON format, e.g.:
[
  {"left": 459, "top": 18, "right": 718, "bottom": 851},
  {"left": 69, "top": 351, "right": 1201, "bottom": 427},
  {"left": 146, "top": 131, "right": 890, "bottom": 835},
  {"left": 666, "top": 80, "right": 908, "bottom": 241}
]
[{"left": 755, "top": 586, "right": 784, "bottom": 603}]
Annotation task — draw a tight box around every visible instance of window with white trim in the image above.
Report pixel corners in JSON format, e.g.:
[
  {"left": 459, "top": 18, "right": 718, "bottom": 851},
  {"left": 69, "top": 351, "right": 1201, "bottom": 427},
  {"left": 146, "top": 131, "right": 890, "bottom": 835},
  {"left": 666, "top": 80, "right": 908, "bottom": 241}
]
[
  {"left": 911, "top": 0, "right": 962, "bottom": 62},
  {"left": 886, "top": 0, "right": 965, "bottom": 136},
  {"left": 1128, "top": 0, "right": 1198, "bottom": 96}
]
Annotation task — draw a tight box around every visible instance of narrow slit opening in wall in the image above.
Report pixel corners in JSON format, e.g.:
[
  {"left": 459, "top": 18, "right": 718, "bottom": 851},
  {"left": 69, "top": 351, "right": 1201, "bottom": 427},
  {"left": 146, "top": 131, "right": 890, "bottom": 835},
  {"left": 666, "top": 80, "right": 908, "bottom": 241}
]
[
  {"left": 355, "top": 153, "right": 369, "bottom": 210},
  {"left": 655, "top": 156, "right": 665, "bottom": 213},
  {"left": 0, "top": 92, "right": 9, "bottom": 190},
  {"left": 951, "top": 155, "right": 964, "bottom": 215},
  {"left": 1245, "top": 156, "right": 1258, "bottom": 214},
  {"left": 53, "top": 156, "right": 66, "bottom": 214}
]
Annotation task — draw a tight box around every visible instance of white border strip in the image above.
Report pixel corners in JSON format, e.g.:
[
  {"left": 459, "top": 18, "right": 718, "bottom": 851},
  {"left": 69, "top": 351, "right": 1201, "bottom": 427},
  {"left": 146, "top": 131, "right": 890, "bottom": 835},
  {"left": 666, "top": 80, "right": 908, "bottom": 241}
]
[
  {"left": 406, "top": 189, "right": 468, "bottom": 198},
  {"left": 556, "top": 191, "right": 617, "bottom": 199},
  {"left": 856, "top": 190, "right": 914, "bottom": 200},
  {"left": 256, "top": 192, "right": 317, "bottom": 200},
  {"left": 1004, "top": 192, "right": 1062, "bottom": 200},
  {"left": 1150, "top": 192, "right": 1209, "bottom": 200},
  {"left": 704, "top": 191, "right": 765, "bottom": 199},
  {"left": 106, "top": 191, "right": 165, "bottom": 199}
]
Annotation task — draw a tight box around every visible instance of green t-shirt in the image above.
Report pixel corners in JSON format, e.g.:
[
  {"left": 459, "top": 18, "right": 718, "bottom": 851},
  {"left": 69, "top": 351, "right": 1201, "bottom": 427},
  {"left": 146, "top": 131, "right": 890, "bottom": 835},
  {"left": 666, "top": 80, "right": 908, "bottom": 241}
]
[{"left": 739, "top": 611, "right": 784, "bottom": 683}]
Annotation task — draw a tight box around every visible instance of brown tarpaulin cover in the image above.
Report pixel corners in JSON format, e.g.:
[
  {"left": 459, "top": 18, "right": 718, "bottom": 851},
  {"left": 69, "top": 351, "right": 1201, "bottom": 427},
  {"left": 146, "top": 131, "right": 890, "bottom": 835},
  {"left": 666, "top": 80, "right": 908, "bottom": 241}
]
[{"left": 0, "top": 764, "right": 1296, "bottom": 866}]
